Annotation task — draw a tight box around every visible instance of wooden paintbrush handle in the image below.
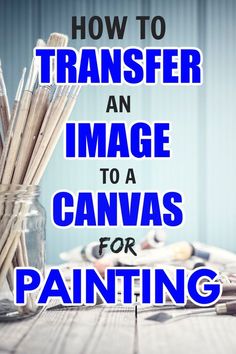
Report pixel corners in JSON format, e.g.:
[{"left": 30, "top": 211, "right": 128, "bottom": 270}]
[
  {"left": 0, "top": 100, "right": 19, "bottom": 181},
  {"left": 0, "top": 230, "right": 21, "bottom": 289},
  {"left": 1, "top": 90, "right": 32, "bottom": 184},
  {"left": 0, "top": 95, "right": 10, "bottom": 137},
  {"left": 24, "top": 94, "right": 68, "bottom": 184},
  {"left": 25, "top": 90, "right": 63, "bottom": 174},
  {"left": 12, "top": 86, "right": 50, "bottom": 183},
  {"left": 0, "top": 134, "right": 3, "bottom": 156},
  {"left": 32, "top": 96, "right": 77, "bottom": 184},
  {"left": 222, "top": 284, "right": 236, "bottom": 294}
]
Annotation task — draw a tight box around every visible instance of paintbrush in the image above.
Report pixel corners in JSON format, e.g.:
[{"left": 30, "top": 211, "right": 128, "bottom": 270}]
[
  {"left": 0, "top": 95, "right": 79, "bottom": 286},
  {"left": 24, "top": 86, "right": 70, "bottom": 183},
  {"left": 0, "top": 34, "right": 66, "bottom": 225},
  {"left": 192, "top": 242, "right": 236, "bottom": 264},
  {"left": 0, "top": 39, "right": 45, "bottom": 232},
  {"left": 0, "top": 34, "right": 80, "bottom": 312},
  {"left": 6, "top": 34, "right": 69, "bottom": 307},
  {"left": 0, "top": 39, "right": 45, "bottom": 184},
  {"left": 30, "top": 86, "right": 80, "bottom": 184},
  {"left": 0, "top": 135, "right": 3, "bottom": 156},
  {"left": 0, "top": 59, "right": 10, "bottom": 138},
  {"left": 0, "top": 33, "right": 70, "bottom": 295},
  {"left": 0, "top": 68, "right": 26, "bottom": 180},
  {"left": 11, "top": 33, "right": 68, "bottom": 184},
  {"left": 0, "top": 67, "right": 26, "bottom": 245},
  {"left": 24, "top": 86, "right": 72, "bottom": 182},
  {"left": 146, "top": 300, "right": 236, "bottom": 323},
  {"left": 117, "top": 242, "right": 194, "bottom": 266}
]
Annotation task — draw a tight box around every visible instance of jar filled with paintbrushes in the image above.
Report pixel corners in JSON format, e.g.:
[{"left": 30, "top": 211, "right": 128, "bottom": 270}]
[
  {"left": 0, "top": 184, "right": 46, "bottom": 320},
  {"left": 0, "top": 31, "right": 80, "bottom": 318}
]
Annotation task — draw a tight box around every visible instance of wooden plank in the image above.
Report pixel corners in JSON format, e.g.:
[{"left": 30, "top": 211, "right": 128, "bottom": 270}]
[
  {"left": 1, "top": 304, "right": 236, "bottom": 354},
  {"left": 0, "top": 309, "right": 44, "bottom": 353},
  {"left": 0, "top": 305, "right": 136, "bottom": 354},
  {"left": 137, "top": 307, "right": 236, "bottom": 354},
  {"left": 14, "top": 306, "right": 103, "bottom": 354},
  {"left": 75, "top": 305, "right": 136, "bottom": 354}
]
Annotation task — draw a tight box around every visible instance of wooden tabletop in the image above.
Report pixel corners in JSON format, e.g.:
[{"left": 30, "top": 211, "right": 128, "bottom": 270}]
[{"left": 0, "top": 305, "right": 236, "bottom": 354}]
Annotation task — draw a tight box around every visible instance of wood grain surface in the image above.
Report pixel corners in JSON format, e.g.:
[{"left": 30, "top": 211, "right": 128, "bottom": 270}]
[{"left": 0, "top": 305, "right": 236, "bottom": 354}]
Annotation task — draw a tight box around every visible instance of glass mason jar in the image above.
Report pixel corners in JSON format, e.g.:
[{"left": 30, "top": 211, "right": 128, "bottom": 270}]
[{"left": 0, "top": 185, "right": 46, "bottom": 321}]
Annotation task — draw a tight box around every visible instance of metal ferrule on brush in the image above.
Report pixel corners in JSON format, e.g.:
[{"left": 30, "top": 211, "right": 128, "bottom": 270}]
[{"left": 216, "top": 303, "right": 227, "bottom": 314}]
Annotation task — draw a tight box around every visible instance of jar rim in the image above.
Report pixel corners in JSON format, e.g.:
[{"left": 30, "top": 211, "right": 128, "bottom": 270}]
[{"left": 0, "top": 184, "right": 40, "bottom": 197}]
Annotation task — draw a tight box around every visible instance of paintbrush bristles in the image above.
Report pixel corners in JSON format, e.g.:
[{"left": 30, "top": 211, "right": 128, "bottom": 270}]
[
  {"left": 25, "top": 39, "right": 46, "bottom": 92},
  {"left": 47, "top": 32, "right": 69, "bottom": 47},
  {"left": 15, "top": 68, "right": 26, "bottom": 102},
  {"left": 0, "top": 59, "right": 11, "bottom": 137},
  {"left": 36, "top": 39, "right": 46, "bottom": 47},
  {"left": 0, "top": 60, "right": 8, "bottom": 96}
]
